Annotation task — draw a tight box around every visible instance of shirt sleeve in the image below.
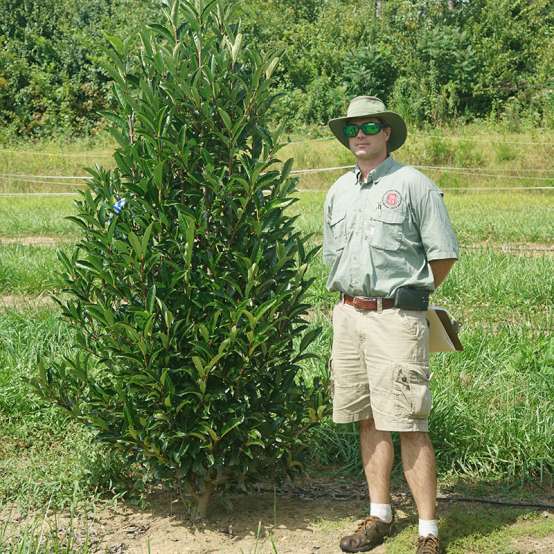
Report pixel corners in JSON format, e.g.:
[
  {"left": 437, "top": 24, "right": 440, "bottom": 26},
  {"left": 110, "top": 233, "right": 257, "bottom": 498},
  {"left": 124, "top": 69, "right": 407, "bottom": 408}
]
[{"left": 413, "top": 188, "right": 459, "bottom": 261}]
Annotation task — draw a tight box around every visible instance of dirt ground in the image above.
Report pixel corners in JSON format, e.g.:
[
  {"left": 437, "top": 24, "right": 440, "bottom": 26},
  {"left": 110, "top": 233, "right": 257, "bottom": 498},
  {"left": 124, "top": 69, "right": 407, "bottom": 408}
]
[
  {"left": 0, "top": 236, "right": 73, "bottom": 246},
  {"left": 5, "top": 479, "right": 551, "bottom": 554},
  {"left": 0, "top": 294, "right": 54, "bottom": 309},
  {"left": 55, "top": 484, "right": 413, "bottom": 553},
  {"left": 93, "top": 491, "right": 369, "bottom": 554}
]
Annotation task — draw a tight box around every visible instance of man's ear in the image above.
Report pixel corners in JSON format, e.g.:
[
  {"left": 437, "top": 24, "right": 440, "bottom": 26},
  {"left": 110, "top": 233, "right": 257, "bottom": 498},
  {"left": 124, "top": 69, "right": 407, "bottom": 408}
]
[{"left": 384, "top": 127, "right": 392, "bottom": 142}]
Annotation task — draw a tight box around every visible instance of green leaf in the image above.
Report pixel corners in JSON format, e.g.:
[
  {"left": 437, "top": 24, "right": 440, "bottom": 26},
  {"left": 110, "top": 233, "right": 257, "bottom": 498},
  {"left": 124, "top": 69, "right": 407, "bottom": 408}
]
[
  {"left": 141, "top": 222, "right": 155, "bottom": 255},
  {"left": 230, "top": 33, "right": 243, "bottom": 64},
  {"left": 218, "top": 107, "right": 232, "bottom": 130},
  {"left": 147, "top": 23, "right": 174, "bottom": 43},
  {"left": 265, "top": 56, "right": 279, "bottom": 79},
  {"left": 220, "top": 416, "right": 244, "bottom": 439},
  {"left": 147, "top": 285, "right": 157, "bottom": 313},
  {"left": 105, "top": 34, "right": 125, "bottom": 57},
  {"left": 298, "top": 327, "right": 321, "bottom": 354},
  {"left": 128, "top": 231, "right": 143, "bottom": 259},
  {"left": 192, "top": 356, "right": 204, "bottom": 374}
]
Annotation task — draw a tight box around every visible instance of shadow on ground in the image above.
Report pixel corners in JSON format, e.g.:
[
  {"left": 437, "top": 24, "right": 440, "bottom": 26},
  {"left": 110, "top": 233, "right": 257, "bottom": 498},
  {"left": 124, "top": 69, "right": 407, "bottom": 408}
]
[{"left": 88, "top": 477, "right": 554, "bottom": 553}]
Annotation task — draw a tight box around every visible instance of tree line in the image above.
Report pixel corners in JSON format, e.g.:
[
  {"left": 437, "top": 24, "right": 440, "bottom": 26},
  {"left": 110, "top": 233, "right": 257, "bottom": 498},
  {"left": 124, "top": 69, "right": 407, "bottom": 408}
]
[{"left": 1, "top": 0, "right": 553, "bottom": 139}]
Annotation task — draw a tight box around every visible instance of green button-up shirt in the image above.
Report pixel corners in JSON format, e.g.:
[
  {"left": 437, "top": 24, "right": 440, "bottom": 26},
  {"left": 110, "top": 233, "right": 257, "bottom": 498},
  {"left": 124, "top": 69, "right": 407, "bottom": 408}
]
[{"left": 323, "top": 156, "right": 459, "bottom": 297}]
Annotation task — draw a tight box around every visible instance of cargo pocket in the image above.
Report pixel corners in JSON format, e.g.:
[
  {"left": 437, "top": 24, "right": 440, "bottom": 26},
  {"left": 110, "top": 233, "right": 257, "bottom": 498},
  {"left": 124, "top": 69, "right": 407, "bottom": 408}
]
[
  {"left": 368, "top": 209, "right": 405, "bottom": 251},
  {"left": 394, "top": 364, "right": 432, "bottom": 419}
]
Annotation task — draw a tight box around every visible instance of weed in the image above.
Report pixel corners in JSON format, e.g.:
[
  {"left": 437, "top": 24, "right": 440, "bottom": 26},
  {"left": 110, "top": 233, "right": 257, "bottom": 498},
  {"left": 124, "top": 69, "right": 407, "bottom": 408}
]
[{"left": 495, "top": 142, "right": 517, "bottom": 162}]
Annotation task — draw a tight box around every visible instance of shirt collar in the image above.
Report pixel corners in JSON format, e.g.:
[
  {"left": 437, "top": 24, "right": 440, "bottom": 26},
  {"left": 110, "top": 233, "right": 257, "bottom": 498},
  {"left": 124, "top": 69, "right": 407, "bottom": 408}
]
[{"left": 354, "top": 156, "right": 394, "bottom": 185}]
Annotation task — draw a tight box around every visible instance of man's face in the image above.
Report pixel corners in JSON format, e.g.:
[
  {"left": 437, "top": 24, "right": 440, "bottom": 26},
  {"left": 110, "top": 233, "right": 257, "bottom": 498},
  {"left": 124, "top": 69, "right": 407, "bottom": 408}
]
[{"left": 347, "top": 117, "right": 391, "bottom": 161}]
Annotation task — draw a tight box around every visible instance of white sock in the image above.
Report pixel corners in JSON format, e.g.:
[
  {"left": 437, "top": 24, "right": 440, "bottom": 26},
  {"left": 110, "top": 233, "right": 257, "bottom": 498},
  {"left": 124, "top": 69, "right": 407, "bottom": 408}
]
[
  {"left": 370, "top": 503, "right": 392, "bottom": 523},
  {"left": 418, "top": 519, "right": 439, "bottom": 538}
]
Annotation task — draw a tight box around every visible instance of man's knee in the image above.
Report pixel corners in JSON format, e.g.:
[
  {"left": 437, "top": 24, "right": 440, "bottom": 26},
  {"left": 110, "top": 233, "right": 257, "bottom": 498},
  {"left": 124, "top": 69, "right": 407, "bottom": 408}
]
[
  {"left": 359, "top": 417, "right": 376, "bottom": 432},
  {"left": 399, "top": 430, "right": 431, "bottom": 445}
]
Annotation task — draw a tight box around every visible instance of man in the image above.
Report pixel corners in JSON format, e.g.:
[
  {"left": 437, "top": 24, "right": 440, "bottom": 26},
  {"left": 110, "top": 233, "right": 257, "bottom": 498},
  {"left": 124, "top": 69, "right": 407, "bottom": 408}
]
[{"left": 323, "top": 96, "right": 459, "bottom": 554}]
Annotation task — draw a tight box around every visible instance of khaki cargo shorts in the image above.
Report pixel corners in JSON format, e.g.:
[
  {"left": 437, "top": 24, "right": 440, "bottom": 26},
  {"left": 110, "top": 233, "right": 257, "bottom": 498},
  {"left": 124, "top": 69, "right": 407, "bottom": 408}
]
[{"left": 330, "top": 301, "right": 431, "bottom": 432}]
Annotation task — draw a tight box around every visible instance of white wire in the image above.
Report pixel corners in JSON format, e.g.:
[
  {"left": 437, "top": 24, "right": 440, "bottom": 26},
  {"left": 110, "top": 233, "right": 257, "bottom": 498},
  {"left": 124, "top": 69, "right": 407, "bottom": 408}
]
[
  {"left": 415, "top": 164, "right": 554, "bottom": 174},
  {"left": 291, "top": 165, "right": 554, "bottom": 180},
  {"left": 0, "top": 173, "right": 91, "bottom": 180},
  {"left": 443, "top": 186, "right": 554, "bottom": 191},
  {"left": 414, "top": 168, "right": 554, "bottom": 181},
  {"left": 297, "top": 187, "right": 554, "bottom": 193},
  {"left": 2, "top": 163, "right": 554, "bottom": 181},
  {"left": 0, "top": 192, "right": 79, "bottom": 197},
  {"left": 416, "top": 134, "right": 554, "bottom": 146},
  {"left": 291, "top": 165, "right": 354, "bottom": 175},
  {"left": 0, "top": 177, "right": 84, "bottom": 186},
  {"left": 0, "top": 149, "right": 112, "bottom": 158},
  {"left": 285, "top": 134, "right": 554, "bottom": 146}
]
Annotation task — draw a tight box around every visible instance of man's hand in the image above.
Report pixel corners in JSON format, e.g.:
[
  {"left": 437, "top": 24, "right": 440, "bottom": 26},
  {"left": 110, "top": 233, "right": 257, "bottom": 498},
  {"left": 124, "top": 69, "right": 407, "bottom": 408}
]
[{"left": 429, "top": 258, "right": 456, "bottom": 288}]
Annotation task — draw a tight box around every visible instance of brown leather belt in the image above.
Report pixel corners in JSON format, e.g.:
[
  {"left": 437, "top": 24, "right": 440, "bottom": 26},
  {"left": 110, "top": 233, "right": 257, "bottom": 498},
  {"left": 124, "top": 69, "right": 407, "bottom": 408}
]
[{"left": 342, "top": 294, "right": 395, "bottom": 311}]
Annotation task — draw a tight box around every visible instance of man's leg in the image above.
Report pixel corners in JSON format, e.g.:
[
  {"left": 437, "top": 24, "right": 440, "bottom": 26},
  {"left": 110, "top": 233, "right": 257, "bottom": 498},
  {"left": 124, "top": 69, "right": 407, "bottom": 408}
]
[
  {"left": 400, "top": 431, "right": 442, "bottom": 552},
  {"left": 399, "top": 431, "right": 437, "bottom": 520},
  {"left": 339, "top": 418, "right": 395, "bottom": 552},
  {"left": 360, "top": 418, "right": 394, "bottom": 505}
]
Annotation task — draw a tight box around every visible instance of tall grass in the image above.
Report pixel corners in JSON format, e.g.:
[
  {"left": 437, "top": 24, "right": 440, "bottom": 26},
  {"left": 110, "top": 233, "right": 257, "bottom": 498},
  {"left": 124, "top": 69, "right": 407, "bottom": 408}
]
[
  {"left": 0, "top": 197, "right": 77, "bottom": 238},
  {"left": 0, "top": 509, "right": 93, "bottom": 554},
  {"left": 0, "top": 309, "right": 124, "bottom": 510},
  {"left": 0, "top": 245, "right": 66, "bottom": 294}
]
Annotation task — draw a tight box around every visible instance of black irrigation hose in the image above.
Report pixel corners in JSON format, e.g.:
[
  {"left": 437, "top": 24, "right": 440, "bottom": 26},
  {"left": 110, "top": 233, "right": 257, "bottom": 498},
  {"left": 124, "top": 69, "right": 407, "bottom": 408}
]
[
  {"left": 396, "top": 495, "right": 553, "bottom": 510},
  {"left": 393, "top": 491, "right": 554, "bottom": 509},
  {"left": 277, "top": 485, "right": 554, "bottom": 510},
  {"left": 436, "top": 494, "right": 554, "bottom": 510}
]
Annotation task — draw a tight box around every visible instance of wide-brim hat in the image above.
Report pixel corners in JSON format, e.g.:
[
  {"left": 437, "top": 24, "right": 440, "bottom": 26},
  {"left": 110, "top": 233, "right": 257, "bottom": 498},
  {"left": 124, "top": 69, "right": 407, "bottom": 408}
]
[{"left": 328, "top": 96, "right": 407, "bottom": 151}]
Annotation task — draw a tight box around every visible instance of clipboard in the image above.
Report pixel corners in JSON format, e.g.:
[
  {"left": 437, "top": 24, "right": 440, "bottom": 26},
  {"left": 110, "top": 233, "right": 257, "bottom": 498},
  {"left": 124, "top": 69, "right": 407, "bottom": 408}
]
[{"left": 426, "top": 306, "right": 463, "bottom": 352}]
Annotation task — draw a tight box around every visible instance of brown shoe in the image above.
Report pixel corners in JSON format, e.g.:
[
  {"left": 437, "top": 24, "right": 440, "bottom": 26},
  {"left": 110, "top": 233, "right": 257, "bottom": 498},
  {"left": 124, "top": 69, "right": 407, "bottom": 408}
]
[
  {"left": 339, "top": 515, "right": 393, "bottom": 552},
  {"left": 416, "top": 534, "right": 441, "bottom": 554}
]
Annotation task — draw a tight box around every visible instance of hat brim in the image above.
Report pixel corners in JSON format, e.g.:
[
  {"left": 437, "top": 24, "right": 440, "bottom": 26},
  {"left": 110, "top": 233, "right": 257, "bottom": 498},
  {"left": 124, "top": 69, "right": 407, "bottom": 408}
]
[{"left": 328, "top": 111, "right": 407, "bottom": 151}]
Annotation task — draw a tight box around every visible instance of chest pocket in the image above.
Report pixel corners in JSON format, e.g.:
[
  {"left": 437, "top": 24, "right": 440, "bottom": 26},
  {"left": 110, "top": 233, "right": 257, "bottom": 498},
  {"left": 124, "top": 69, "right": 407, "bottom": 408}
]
[
  {"left": 330, "top": 211, "right": 347, "bottom": 250},
  {"left": 369, "top": 209, "right": 406, "bottom": 251}
]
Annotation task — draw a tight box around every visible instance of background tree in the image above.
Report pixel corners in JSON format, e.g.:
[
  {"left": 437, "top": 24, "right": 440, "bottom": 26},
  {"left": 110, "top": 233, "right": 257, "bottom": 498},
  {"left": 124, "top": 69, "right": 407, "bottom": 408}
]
[
  {"left": 0, "top": 0, "right": 553, "bottom": 137},
  {"left": 36, "top": 0, "right": 326, "bottom": 517}
]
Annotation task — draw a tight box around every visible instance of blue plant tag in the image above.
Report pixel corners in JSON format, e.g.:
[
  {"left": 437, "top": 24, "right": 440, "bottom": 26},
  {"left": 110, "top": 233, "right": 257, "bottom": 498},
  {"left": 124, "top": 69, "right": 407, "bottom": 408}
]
[{"left": 113, "top": 198, "right": 127, "bottom": 214}]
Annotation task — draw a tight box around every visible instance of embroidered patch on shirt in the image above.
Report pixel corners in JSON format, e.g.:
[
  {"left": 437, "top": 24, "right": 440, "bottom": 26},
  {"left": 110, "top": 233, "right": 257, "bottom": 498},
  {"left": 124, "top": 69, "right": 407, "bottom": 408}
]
[{"left": 382, "top": 190, "right": 402, "bottom": 209}]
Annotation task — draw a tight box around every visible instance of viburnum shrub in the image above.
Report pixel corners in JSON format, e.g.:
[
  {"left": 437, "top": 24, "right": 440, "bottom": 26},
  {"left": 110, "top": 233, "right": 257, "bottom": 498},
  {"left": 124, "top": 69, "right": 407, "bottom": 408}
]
[{"left": 36, "top": 0, "right": 327, "bottom": 517}]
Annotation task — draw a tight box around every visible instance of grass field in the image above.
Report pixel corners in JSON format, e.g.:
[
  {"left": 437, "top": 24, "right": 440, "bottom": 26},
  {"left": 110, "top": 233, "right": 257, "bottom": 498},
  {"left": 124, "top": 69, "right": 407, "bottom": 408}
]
[{"left": 0, "top": 134, "right": 553, "bottom": 552}]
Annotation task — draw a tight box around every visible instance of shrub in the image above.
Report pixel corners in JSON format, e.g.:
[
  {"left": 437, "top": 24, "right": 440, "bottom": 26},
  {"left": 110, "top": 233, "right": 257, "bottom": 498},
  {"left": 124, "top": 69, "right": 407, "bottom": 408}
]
[
  {"left": 343, "top": 45, "right": 398, "bottom": 101},
  {"left": 35, "top": 0, "right": 327, "bottom": 518}
]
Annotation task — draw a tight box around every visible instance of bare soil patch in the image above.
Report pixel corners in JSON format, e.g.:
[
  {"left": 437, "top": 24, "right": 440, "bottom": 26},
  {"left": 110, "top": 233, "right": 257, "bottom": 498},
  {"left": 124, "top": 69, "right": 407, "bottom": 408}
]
[
  {"left": 0, "top": 294, "right": 55, "bottom": 310},
  {"left": 465, "top": 242, "right": 554, "bottom": 256},
  {"left": 512, "top": 535, "right": 554, "bottom": 553},
  {"left": 0, "top": 235, "right": 73, "bottom": 246}
]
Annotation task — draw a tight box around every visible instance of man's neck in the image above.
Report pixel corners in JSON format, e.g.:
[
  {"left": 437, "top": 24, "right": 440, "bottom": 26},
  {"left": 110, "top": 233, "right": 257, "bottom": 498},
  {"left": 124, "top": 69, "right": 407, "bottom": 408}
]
[{"left": 357, "top": 154, "right": 388, "bottom": 182}]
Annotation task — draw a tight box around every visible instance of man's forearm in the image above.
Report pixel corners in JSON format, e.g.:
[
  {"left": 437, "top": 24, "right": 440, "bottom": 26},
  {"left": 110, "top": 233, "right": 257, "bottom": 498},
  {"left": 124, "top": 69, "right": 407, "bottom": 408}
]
[{"left": 429, "top": 258, "right": 456, "bottom": 288}]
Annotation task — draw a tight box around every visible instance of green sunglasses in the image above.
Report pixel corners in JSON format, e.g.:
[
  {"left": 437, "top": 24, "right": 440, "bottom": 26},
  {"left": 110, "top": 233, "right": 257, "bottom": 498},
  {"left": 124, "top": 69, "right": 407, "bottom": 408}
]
[{"left": 343, "top": 121, "right": 388, "bottom": 138}]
